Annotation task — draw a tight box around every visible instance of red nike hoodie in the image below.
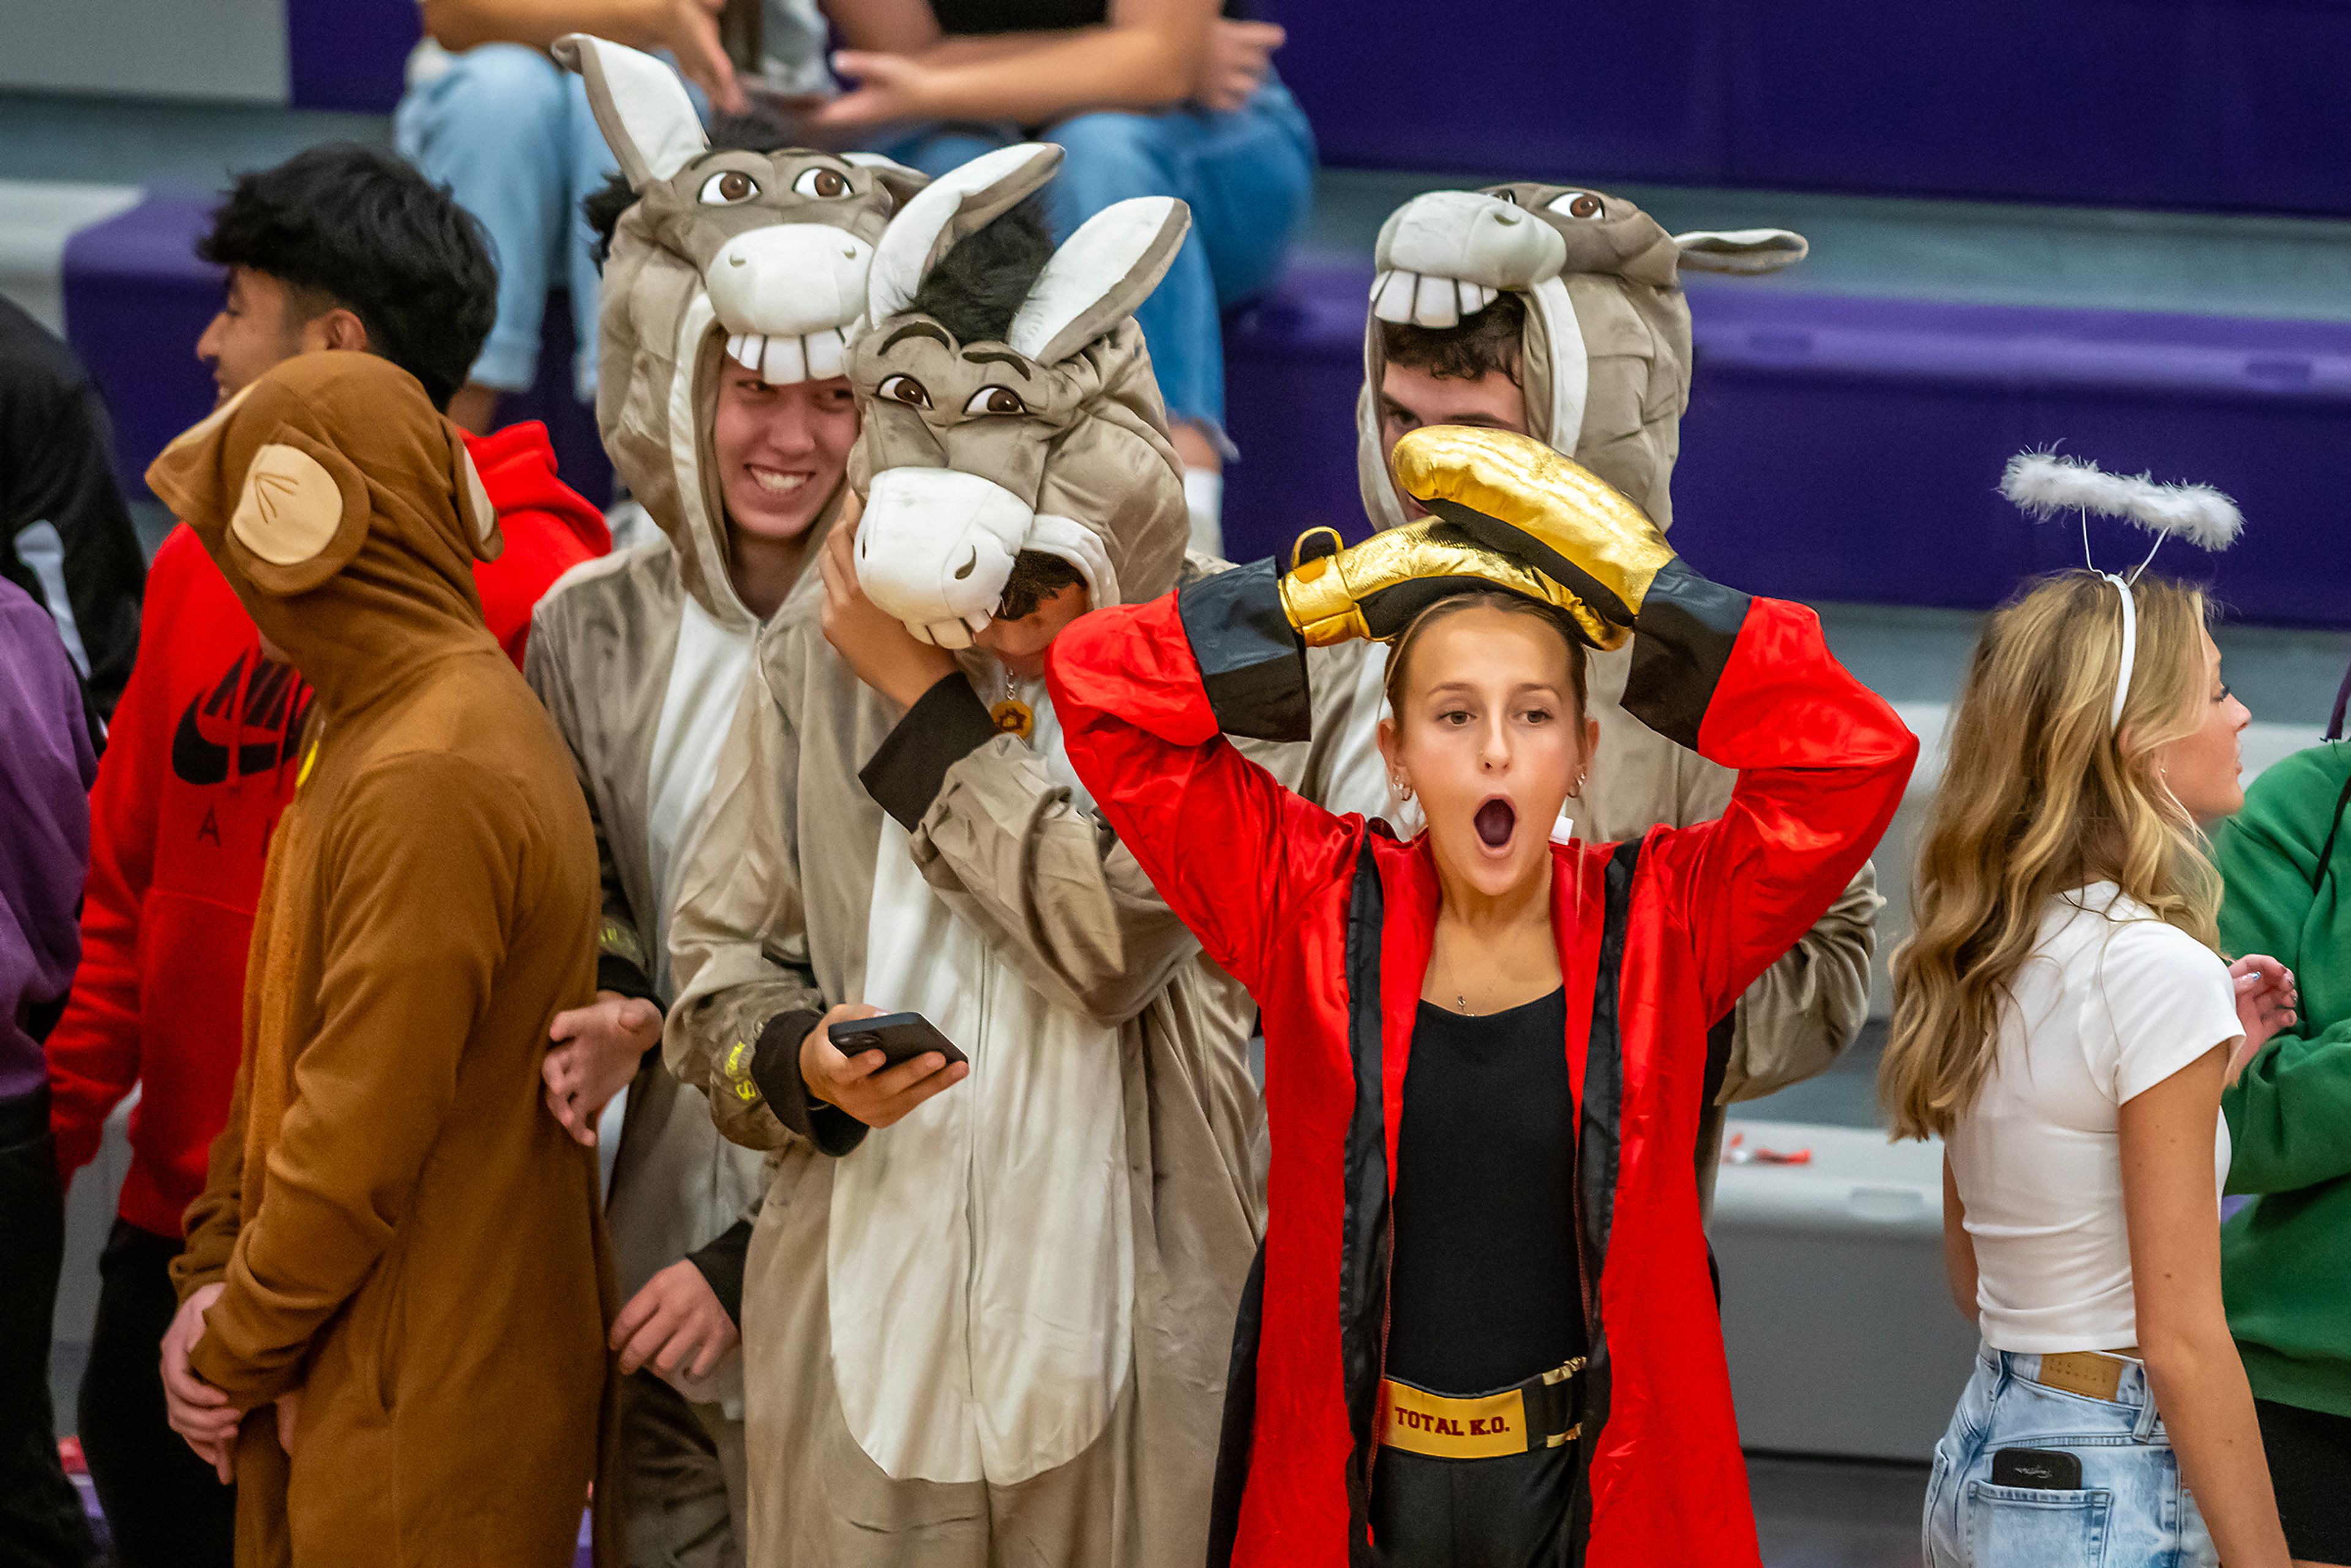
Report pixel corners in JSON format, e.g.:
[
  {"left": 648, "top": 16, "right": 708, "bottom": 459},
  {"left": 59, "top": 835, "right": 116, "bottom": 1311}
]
[{"left": 46, "top": 421, "right": 608, "bottom": 1236}]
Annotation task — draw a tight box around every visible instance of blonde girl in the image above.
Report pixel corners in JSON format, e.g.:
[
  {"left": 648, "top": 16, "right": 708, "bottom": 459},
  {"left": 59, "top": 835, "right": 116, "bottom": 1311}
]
[{"left": 1887, "top": 570, "right": 2297, "bottom": 1568}]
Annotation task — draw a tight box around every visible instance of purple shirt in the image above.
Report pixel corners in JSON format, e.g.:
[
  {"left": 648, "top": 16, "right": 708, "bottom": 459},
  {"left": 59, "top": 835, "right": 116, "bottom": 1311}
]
[{"left": 0, "top": 576, "right": 95, "bottom": 1102}]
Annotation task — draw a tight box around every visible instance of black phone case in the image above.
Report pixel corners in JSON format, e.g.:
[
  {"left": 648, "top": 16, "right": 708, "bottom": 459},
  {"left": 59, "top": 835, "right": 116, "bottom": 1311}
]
[
  {"left": 1990, "top": 1447, "right": 2083, "bottom": 1490},
  {"left": 828, "top": 1011, "right": 967, "bottom": 1068}
]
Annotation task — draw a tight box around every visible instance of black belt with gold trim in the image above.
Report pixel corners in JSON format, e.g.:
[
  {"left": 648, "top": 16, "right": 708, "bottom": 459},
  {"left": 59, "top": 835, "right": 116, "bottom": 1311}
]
[{"left": 1377, "top": 1358, "right": 1584, "bottom": 1460}]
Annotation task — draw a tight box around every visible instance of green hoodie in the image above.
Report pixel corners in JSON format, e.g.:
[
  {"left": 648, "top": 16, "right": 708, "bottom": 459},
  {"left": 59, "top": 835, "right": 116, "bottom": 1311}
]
[{"left": 2216, "top": 740, "right": 2351, "bottom": 1420}]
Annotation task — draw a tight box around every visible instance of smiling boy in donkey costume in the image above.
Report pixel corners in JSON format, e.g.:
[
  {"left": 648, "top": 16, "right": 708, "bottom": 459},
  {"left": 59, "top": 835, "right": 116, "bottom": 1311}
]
[
  {"left": 528, "top": 36, "right": 929, "bottom": 1567},
  {"left": 1357, "top": 182, "right": 1883, "bottom": 1207},
  {"left": 660, "top": 142, "right": 1384, "bottom": 1566}
]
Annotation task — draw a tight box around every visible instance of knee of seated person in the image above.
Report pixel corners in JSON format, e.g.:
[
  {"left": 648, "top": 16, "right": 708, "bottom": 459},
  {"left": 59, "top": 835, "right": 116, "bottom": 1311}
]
[
  {"left": 435, "top": 42, "right": 570, "bottom": 125},
  {"left": 1045, "top": 110, "right": 1178, "bottom": 197}
]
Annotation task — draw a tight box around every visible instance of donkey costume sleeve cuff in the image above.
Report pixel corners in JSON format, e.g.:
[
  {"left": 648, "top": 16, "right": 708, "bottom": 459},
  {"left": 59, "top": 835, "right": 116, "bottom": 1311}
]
[
  {"left": 749, "top": 1009, "right": 868, "bottom": 1157},
  {"left": 1177, "top": 559, "right": 1312, "bottom": 743},
  {"left": 861, "top": 673, "right": 1005, "bottom": 831},
  {"left": 1621, "top": 558, "right": 1753, "bottom": 752}
]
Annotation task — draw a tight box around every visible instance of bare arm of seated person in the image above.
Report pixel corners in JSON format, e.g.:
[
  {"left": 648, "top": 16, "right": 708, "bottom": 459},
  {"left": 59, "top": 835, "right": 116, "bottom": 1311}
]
[
  {"left": 814, "top": 0, "right": 1215, "bottom": 129},
  {"left": 419, "top": 0, "right": 745, "bottom": 111}
]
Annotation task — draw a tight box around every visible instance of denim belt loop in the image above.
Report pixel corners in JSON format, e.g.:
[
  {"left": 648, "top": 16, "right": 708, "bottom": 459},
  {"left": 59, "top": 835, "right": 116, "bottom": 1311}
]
[{"left": 2131, "top": 1375, "right": 2161, "bottom": 1443}]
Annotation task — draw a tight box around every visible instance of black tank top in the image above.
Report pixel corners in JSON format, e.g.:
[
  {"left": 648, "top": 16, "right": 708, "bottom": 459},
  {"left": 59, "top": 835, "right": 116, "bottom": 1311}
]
[
  {"left": 928, "top": 0, "right": 1243, "bottom": 35},
  {"left": 1384, "top": 988, "right": 1587, "bottom": 1395}
]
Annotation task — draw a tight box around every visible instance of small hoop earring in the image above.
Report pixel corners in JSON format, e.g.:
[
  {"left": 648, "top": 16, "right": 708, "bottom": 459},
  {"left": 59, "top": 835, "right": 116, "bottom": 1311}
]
[{"left": 1393, "top": 778, "right": 1413, "bottom": 801}]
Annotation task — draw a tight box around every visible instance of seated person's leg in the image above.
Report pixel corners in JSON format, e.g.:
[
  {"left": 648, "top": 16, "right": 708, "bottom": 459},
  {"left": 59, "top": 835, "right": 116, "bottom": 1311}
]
[
  {"left": 1171, "top": 78, "right": 1316, "bottom": 312},
  {"left": 869, "top": 125, "right": 1016, "bottom": 181},
  {"left": 394, "top": 43, "right": 570, "bottom": 430},
  {"left": 1044, "top": 108, "right": 1240, "bottom": 557}
]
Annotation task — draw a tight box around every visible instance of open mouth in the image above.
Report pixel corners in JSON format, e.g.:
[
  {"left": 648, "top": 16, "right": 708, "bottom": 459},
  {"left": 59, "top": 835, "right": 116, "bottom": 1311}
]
[{"left": 1474, "top": 797, "right": 1517, "bottom": 849}]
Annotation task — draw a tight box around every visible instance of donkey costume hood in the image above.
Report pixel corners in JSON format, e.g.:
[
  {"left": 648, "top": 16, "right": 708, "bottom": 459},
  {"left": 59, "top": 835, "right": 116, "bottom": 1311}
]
[
  {"left": 1357, "top": 182, "right": 1804, "bottom": 533},
  {"left": 555, "top": 32, "right": 921, "bottom": 631},
  {"left": 659, "top": 141, "right": 1388, "bottom": 1567},
  {"left": 847, "top": 141, "right": 1191, "bottom": 647},
  {"left": 1353, "top": 187, "right": 1883, "bottom": 1215}
]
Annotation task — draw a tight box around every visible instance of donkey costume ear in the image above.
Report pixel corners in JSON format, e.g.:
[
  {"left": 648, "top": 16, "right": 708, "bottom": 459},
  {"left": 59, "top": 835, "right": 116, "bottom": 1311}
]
[
  {"left": 1007, "top": 197, "right": 1191, "bottom": 365},
  {"left": 867, "top": 142, "right": 1063, "bottom": 321},
  {"left": 1671, "top": 228, "right": 1808, "bottom": 275},
  {"left": 553, "top": 34, "right": 708, "bottom": 190}
]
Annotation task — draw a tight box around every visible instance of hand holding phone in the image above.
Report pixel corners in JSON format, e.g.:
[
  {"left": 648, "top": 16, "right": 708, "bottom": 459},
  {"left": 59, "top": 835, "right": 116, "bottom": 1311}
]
[{"left": 802, "top": 1003, "right": 967, "bottom": 1128}]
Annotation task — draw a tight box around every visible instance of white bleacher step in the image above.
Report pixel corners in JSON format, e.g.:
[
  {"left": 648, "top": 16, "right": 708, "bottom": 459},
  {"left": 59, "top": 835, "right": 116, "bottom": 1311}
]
[
  {"left": 0, "top": 178, "right": 140, "bottom": 332},
  {"left": 1711, "top": 1119, "right": 1974, "bottom": 1461}
]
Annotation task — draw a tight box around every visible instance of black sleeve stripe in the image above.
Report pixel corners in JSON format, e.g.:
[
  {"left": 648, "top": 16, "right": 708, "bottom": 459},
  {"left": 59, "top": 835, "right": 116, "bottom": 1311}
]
[
  {"left": 858, "top": 672, "right": 1003, "bottom": 831},
  {"left": 750, "top": 1008, "right": 868, "bottom": 1157},
  {"left": 1621, "top": 558, "right": 1752, "bottom": 753},
  {"left": 684, "top": 1217, "right": 756, "bottom": 1325},
  {"left": 1177, "top": 558, "right": 1313, "bottom": 743},
  {"left": 1428, "top": 497, "right": 1637, "bottom": 627}
]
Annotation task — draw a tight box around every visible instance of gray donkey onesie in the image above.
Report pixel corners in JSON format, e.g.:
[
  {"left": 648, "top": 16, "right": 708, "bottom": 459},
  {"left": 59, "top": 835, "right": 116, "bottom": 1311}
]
[
  {"left": 663, "top": 143, "right": 1385, "bottom": 1566},
  {"left": 531, "top": 35, "right": 923, "bottom": 1564}
]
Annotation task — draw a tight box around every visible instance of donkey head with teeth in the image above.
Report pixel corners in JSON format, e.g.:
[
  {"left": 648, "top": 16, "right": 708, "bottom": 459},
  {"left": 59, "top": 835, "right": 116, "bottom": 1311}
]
[
  {"left": 1360, "top": 182, "right": 1807, "bottom": 532},
  {"left": 846, "top": 143, "right": 1192, "bottom": 648},
  {"left": 555, "top": 33, "right": 923, "bottom": 620}
]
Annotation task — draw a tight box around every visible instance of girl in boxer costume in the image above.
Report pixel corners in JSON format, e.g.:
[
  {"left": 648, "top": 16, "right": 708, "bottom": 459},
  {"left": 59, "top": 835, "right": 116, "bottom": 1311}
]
[{"left": 1046, "top": 425, "right": 1915, "bottom": 1567}]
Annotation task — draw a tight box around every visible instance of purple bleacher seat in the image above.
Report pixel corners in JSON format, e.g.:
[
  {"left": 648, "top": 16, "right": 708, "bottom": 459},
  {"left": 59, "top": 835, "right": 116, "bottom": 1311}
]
[
  {"left": 61, "top": 192, "right": 226, "bottom": 500},
  {"left": 61, "top": 193, "right": 611, "bottom": 510},
  {"left": 1262, "top": 1, "right": 2351, "bottom": 219},
  {"left": 288, "top": 0, "right": 422, "bottom": 113},
  {"left": 1220, "top": 255, "right": 2351, "bottom": 628}
]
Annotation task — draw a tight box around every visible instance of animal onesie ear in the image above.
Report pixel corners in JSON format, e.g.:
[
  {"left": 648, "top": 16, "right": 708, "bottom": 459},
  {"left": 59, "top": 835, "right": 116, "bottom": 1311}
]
[
  {"left": 553, "top": 33, "right": 708, "bottom": 190},
  {"left": 1007, "top": 197, "right": 1191, "bottom": 366},
  {"left": 146, "top": 379, "right": 373, "bottom": 596},
  {"left": 450, "top": 430, "right": 503, "bottom": 562},
  {"left": 1670, "top": 228, "right": 1808, "bottom": 274},
  {"left": 866, "top": 141, "right": 1064, "bottom": 320}
]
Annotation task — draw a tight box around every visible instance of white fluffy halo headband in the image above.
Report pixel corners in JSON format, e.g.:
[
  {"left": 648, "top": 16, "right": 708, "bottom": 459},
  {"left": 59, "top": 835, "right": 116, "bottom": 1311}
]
[{"left": 2000, "top": 451, "right": 2244, "bottom": 733}]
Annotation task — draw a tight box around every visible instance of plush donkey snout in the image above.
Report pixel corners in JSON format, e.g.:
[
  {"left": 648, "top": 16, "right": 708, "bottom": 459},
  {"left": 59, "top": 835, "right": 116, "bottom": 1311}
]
[{"left": 857, "top": 467, "right": 1034, "bottom": 647}]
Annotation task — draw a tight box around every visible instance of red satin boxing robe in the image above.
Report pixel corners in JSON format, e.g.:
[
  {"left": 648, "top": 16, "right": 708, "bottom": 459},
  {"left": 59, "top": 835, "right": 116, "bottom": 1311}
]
[{"left": 1044, "top": 555, "right": 1918, "bottom": 1567}]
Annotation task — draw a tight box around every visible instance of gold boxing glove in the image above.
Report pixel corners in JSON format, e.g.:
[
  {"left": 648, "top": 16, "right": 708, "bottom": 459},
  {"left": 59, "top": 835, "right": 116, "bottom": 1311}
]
[
  {"left": 1277, "top": 517, "right": 1623, "bottom": 651},
  {"left": 1387, "top": 425, "right": 1675, "bottom": 635}
]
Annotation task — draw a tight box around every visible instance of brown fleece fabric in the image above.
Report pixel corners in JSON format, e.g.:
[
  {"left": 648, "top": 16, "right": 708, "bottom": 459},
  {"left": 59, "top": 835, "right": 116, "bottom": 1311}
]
[{"left": 148, "top": 353, "right": 614, "bottom": 1567}]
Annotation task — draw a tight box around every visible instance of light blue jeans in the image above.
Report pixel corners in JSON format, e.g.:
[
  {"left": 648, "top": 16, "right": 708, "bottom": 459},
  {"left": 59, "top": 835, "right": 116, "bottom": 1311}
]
[
  {"left": 1925, "top": 1346, "right": 2216, "bottom": 1568},
  {"left": 394, "top": 44, "right": 620, "bottom": 399},
  {"left": 874, "top": 77, "right": 1317, "bottom": 446}
]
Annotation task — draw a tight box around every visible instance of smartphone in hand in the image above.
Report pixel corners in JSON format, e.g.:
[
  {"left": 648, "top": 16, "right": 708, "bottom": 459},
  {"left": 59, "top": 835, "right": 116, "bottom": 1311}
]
[{"left": 828, "top": 1011, "right": 968, "bottom": 1070}]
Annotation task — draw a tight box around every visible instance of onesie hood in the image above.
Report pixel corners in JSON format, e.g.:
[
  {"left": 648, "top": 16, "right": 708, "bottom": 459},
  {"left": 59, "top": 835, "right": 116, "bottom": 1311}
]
[
  {"left": 557, "top": 32, "right": 925, "bottom": 630},
  {"left": 844, "top": 141, "right": 1191, "bottom": 648},
  {"left": 1358, "top": 182, "right": 1808, "bottom": 533},
  {"left": 146, "top": 351, "right": 501, "bottom": 716}
]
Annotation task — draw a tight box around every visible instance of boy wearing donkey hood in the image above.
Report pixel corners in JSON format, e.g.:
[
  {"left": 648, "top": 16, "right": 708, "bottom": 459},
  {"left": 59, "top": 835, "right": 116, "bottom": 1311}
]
[
  {"left": 527, "top": 36, "right": 923, "bottom": 1566},
  {"left": 1358, "top": 183, "right": 1882, "bottom": 1204},
  {"left": 148, "top": 351, "right": 609, "bottom": 1567},
  {"left": 661, "top": 143, "right": 1385, "bottom": 1566}
]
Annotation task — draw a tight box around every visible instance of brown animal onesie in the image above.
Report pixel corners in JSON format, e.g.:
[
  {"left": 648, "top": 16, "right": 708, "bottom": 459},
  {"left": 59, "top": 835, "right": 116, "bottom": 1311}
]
[{"left": 149, "top": 352, "right": 614, "bottom": 1567}]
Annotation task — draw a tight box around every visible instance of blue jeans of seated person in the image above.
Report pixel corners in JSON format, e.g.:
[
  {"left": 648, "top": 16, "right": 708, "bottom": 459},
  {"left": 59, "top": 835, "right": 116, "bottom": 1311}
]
[
  {"left": 873, "top": 77, "right": 1317, "bottom": 450},
  {"left": 1924, "top": 1345, "right": 2216, "bottom": 1568},
  {"left": 394, "top": 44, "right": 621, "bottom": 400}
]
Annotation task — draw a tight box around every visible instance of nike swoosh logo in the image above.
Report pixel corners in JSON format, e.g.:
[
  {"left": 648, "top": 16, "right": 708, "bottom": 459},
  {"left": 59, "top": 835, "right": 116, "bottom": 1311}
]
[{"left": 169, "top": 653, "right": 309, "bottom": 786}]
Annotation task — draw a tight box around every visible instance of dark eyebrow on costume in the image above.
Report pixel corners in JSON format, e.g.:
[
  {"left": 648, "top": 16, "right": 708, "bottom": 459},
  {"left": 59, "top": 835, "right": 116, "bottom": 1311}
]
[
  {"left": 879, "top": 321, "right": 953, "bottom": 354},
  {"left": 962, "top": 349, "right": 1030, "bottom": 378}
]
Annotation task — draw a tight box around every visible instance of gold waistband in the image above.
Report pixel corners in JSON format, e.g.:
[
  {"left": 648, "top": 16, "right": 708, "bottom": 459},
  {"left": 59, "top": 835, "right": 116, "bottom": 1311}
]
[{"left": 1378, "top": 1361, "right": 1583, "bottom": 1460}]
